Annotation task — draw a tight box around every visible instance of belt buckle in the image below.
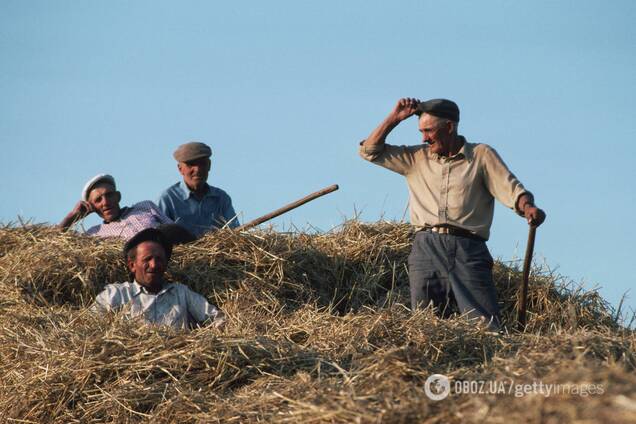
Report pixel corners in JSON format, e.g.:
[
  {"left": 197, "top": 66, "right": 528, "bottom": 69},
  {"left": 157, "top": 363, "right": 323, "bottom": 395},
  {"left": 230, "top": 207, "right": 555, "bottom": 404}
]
[{"left": 431, "top": 226, "right": 449, "bottom": 234}]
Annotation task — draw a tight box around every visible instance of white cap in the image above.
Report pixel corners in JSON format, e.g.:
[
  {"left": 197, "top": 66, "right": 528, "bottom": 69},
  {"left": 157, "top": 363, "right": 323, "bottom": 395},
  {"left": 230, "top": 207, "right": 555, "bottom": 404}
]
[{"left": 82, "top": 174, "right": 116, "bottom": 201}]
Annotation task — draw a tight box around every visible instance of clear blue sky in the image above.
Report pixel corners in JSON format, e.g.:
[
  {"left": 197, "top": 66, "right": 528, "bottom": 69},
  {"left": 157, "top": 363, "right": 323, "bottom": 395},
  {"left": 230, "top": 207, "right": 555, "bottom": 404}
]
[{"left": 2, "top": 1, "right": 634, "bottom": 317}]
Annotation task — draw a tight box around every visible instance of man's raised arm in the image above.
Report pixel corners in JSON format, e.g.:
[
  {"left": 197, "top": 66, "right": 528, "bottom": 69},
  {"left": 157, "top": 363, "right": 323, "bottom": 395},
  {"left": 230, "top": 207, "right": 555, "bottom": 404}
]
[{"left": 362, "top": 98, "right": 421, "bottom": 147}]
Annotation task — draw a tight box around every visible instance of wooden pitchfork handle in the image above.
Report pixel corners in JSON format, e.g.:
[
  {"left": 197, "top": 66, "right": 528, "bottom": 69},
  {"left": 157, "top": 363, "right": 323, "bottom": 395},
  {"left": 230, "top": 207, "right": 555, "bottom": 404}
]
[
  {"left": 517, "top": 225, "right": 537, "bottom": 331},
  {"left": 235, "top": 184, "right": 339, "bottom": 232}
]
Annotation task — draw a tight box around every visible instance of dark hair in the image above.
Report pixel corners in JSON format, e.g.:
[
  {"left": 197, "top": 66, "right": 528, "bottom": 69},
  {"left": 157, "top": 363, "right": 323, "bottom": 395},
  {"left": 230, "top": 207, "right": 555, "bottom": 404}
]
[
  {"left": 126, "top": 244, "right": 139, "bottom": 262},
  {"left": 123, "top": 228, "right": 173, "bottom": 262},
  {"left": 126, "top": 240, "right": 168, "bottom": 263}
]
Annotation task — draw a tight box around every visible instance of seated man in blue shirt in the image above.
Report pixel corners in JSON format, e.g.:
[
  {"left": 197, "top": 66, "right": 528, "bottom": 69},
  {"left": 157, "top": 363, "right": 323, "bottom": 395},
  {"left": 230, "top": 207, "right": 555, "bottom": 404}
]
[{"left": 158, "top": 142, "right": 239, "bottom": 237}]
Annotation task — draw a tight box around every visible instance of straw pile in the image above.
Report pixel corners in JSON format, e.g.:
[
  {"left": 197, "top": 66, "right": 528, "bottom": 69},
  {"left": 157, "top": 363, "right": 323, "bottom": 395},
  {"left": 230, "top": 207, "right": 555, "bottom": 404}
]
[{"left": 0, "top": 221, "right": 634, "bottom": 423}]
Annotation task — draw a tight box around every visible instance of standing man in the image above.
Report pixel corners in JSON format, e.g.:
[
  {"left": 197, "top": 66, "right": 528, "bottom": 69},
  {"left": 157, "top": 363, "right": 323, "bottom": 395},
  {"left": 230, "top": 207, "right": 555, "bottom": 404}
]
[
  {"left": 91, "top": 227, "right": 225, "bottom": 330},
  {"left": 359, "top": 98, "right": 546, "bottom": 330},
  {"left": 158, "top": 142, "right": 239, "bottom": 237},
  {"left": 59, "top": 174, "right": 173, "bottom": 241}
]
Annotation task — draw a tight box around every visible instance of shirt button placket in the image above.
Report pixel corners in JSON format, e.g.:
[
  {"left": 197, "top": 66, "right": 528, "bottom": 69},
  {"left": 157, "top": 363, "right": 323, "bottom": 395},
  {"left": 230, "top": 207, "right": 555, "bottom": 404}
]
[{"left": 438, "top": 161, "right": 450, "bottom": 223}]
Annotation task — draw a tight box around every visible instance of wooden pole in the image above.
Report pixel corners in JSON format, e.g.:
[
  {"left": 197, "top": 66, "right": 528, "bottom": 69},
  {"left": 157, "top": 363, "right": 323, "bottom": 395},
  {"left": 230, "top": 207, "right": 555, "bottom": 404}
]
[
  {"left": 236, "top": 184, "right": 339, "bottom": 232},
  {"left": 517, "top": 225, "right": 537, "bottom": 331}
]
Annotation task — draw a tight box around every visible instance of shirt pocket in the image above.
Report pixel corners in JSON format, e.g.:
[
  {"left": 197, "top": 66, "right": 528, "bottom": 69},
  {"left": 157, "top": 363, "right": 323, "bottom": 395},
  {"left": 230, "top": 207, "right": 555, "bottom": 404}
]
[{"left": 160, "top": 304, "right": 186, "bottom": 327}]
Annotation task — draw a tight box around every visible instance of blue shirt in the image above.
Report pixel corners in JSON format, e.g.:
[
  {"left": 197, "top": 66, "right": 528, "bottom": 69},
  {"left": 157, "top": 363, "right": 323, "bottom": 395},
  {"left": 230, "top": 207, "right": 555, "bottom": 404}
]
[{"left": 157, "top": 181, "right": 239, "bottom": 237}]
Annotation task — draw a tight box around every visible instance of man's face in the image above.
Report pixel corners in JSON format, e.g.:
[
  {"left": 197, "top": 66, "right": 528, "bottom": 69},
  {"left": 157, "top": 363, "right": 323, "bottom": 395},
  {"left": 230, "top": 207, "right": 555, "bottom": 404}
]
[
  {"left": 178, "top": 157, "right": 211, "bottom": 191},
  {"left": 127, "top": 241, "right": 167, "bottom": 288},
  {"left": 88, "top": 183, "right": 121, "bottom": 222},
  {"left": 418, "top": 114, "right": 454, "bottom": 156}
]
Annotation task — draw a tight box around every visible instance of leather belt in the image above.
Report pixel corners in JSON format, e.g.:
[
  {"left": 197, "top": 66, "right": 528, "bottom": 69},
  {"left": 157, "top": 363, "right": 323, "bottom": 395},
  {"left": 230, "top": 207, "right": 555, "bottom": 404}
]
[{"left": 421, "top": 225, "right": 485, "bottom": 242}]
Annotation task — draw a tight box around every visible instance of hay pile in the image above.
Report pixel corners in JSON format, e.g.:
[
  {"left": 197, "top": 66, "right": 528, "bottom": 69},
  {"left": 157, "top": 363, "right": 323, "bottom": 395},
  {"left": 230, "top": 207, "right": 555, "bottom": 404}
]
[{"left": 0, "top": 221, "right": 634, "bottom": 423}]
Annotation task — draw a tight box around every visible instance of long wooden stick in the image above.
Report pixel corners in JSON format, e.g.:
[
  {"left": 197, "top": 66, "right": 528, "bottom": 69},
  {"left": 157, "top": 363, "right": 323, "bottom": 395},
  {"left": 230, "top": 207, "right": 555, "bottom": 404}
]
[
  {"left": 236, "top": 184, "right": 339, "bottom": 231},
  {"left": 517, "top": 225, "right": 537, "bottom": 331}
]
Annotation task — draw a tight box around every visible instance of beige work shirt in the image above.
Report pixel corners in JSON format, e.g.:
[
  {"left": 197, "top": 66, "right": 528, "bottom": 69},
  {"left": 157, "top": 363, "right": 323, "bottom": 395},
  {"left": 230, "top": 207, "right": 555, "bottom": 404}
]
[{"left": 359, "top": 137, "right": 529, "bottom": 240}]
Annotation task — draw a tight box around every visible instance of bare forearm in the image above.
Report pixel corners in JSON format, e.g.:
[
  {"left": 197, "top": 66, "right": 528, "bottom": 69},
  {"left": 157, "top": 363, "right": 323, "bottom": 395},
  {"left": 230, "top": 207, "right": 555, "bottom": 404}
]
[
  {"left": 362, "top": 114, "right": 402, "bottom": 147},
  {"left": 59, "top": 212, "right": 80, "bottom": 231},
  {"left": 59, "top": 201, "right": 93, "bottom": 230}
]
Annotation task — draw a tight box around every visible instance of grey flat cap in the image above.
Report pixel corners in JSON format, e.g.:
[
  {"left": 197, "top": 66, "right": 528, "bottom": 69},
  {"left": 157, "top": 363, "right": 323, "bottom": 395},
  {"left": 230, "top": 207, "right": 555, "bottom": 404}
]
[
  {"left": 416, "top": 98, "right": 460, "bottom": 122},
  {"left": 82, "top": 174, "right": 116, "bottom": 201},
  {"left": 173, "top": 142, "right": 212, "bottom": 162}
]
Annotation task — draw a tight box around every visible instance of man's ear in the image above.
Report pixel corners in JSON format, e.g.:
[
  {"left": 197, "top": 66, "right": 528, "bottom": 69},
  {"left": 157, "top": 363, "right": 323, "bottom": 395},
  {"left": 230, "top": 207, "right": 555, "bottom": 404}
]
[
  {"left": 177, "top": 162, "right": 185, "bottom": 176},
  {"left": 115, "top": 191, "right": 122, "bottom": 203},
  {"left": 127, "top": 257, "right": 136, "bottom": 274},
  {"left": 445, "top": 120, "right": 455, "bottom": 135}
]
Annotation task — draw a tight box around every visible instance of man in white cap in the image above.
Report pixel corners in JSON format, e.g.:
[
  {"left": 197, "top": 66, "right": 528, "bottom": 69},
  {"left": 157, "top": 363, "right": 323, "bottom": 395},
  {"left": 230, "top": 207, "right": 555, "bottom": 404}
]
[
  {"left": 59, "top": 174, "right": 174, "bottom": 241},
  {"left": 158, "top": 141, "right": 239, "bottom": 237}
]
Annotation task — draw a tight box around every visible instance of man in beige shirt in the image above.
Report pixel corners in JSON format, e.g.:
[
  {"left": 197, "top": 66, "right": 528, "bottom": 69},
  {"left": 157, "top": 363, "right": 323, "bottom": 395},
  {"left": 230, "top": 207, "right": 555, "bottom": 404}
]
[{"left": 359, "top": 98, "right": 546, "bottom": 330}]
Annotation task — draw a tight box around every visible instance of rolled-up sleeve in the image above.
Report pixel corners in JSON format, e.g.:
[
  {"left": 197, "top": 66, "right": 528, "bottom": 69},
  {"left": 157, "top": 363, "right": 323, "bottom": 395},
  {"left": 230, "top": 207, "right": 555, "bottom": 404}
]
[{"left": 358, "top": 142, "right": 419, "bottom": 176}]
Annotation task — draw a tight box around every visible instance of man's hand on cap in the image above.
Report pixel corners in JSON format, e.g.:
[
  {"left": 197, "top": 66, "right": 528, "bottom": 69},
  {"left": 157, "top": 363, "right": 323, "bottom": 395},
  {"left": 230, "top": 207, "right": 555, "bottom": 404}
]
[
  {"left": 72, "top": 200, "right": 95, "bottom": 219},
  {"left": 59, "top": 200, "right": 95, "bottom": 230},
  {"left": 390, "top": 98, "right": 421, "bottom": 122}
]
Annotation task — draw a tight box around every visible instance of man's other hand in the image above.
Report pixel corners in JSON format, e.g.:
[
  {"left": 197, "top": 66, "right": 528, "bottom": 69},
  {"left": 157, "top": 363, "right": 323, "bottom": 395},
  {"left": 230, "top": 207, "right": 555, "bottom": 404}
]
[{"left": 524, "top": 206, "right": 546, "bottom": 227}]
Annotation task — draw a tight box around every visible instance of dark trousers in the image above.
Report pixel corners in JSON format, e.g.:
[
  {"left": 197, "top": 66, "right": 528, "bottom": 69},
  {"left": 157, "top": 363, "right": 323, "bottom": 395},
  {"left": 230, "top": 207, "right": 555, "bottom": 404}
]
[{"left": 408, "top": 231, "right": 501, "bottom": 330}]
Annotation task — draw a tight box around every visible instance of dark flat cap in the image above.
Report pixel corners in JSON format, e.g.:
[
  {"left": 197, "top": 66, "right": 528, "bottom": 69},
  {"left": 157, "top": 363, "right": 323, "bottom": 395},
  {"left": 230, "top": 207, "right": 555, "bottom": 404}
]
[
  {"left": 415, "top": 98, "right": 460, "bottom": 122},
  {"left": 173, "top": 142, "right": 212, "bottom": 162},
  {"left": 124, "top": 228, "right": 173, "bottom": 260}
]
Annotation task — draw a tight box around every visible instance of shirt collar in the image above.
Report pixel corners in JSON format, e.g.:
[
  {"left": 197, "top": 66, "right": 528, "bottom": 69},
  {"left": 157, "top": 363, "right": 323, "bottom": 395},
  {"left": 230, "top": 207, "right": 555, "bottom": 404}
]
[
  {"left": 428, "top": 135, "right": 473, "bottom": 162},
  {"left": 456, "top": 137, "right": 474, "bottom": 162},
  {"left": 178, "top": 181, "right": 219, "bottom": 200},
  {"left": 102, "top": 205, "right": 131, "bottom": 224},
  {"left": 130, "top": 281, "right": 143, "bottom": 297},
  {"left": 132, "top": 280, "right": 174, "bottom": 296}
]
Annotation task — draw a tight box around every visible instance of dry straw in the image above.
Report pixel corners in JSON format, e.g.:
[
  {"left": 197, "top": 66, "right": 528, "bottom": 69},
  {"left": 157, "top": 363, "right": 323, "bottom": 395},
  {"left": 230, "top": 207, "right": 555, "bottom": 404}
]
[{"left": 0, "top": 221, "right": 634, "bottom": 423}]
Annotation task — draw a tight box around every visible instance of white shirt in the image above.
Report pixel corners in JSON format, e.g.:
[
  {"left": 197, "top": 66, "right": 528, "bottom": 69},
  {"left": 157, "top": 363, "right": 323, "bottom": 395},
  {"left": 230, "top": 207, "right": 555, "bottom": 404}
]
[{"left": 91, "top": 280, "right": 224, "bottom": 330}]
